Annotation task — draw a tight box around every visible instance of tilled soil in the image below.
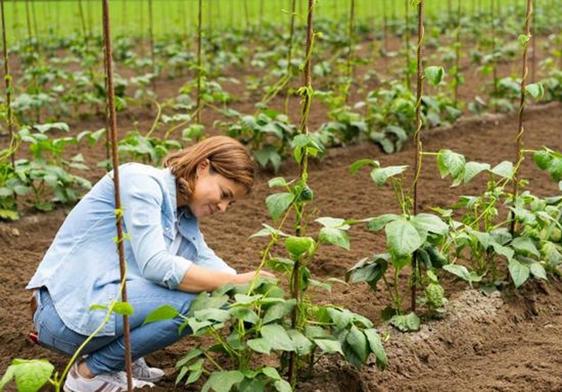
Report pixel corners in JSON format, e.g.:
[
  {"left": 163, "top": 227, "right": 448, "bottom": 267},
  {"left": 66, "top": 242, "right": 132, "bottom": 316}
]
[{"left": 1, "top": 102, "right": 561, "bottom": 391}]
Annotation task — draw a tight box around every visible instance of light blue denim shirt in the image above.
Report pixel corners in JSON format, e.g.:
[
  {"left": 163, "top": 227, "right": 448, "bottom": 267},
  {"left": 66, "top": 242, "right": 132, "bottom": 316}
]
[{"left": 26, "top": 163, "right": 236, "bottom": 336}]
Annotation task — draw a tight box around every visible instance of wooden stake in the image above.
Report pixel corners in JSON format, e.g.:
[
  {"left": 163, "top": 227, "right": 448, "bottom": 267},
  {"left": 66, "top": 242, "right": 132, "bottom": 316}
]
[
  {"left": 411, "top": 0, "right": 425, "bottom": 312},
  {"left": 196, "top": 0, "right": 203, "bottom": 124},
  {"left": 1, "top": 0, "right": 15, "bottom": 169},
  {"left": 511, "top": 0, "right": 533, "bottom": 234},
  {"left": 101, "top": 1, "right": 133, "bottom": 390}
]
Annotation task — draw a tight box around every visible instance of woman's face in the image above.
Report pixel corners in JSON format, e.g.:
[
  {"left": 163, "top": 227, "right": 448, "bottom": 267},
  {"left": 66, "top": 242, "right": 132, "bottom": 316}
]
[{"left": 187, "top": 160, "right": 247, "bottom": 219}]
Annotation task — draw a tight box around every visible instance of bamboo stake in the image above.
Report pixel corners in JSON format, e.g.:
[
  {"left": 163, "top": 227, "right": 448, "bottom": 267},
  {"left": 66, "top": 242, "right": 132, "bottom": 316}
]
[
  {"left": 411, "top": 0, "right": 425, "bottom": 312},
  {"left": 530, "top": 2, "right": 536, "bottom": 82},
  {"left": 491, "top": 0, "right": 498, "bottom": 99},
  {"left": 1, "top": 0, "right": 15, "bottom": 169},
  {"left": 511, "top": 0, "right": 533, "bottom": 234},
  {"left": 284, "top": 0, "right": 297, "bottom": 115},
  {"left": 78, "top": 0, "right": 88, "bottom": 45},
  {"left": 24, "top": 0, "right": 32, "bottom": 42},
  {"left": 404, "top": 0, "right": 411, "bottom": 90},
  {"left": 453, "top": 0, "right": 461, "bottom": 104},
  {"left": 101, "top": 1, "right": 133, "bottom": 389},
  {"left": 346, "top": 0, "right": 355, "bottom": 100},
  {"left": 196, "top": 0, "right": 203, "bottom": 124},
  {"left": 148, "top": 0, "right": 155, "bottom": 89},
  {"left": 288, "top": 0, "right": 315, "bottom": 387},
  {"left": 102, "top": 0, "right": 133, "bottom": 391},
  {"left": 383, "top": 0, "right": 388, "bottom": 53},
  {"left": 243, "top": 0, "right": 250, "bottom": 30},
  {"left": 10, "top": 0, "right": 17, "bottom": 42}
]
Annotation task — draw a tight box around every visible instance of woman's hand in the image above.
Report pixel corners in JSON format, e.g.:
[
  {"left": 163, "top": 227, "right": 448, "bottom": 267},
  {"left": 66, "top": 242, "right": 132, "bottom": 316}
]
[
  {"left": 233, "top": 270, "right": 276, "bottom": 284},
  {"left": 178, "top": 265, "right": 276, "bottom": 293}
]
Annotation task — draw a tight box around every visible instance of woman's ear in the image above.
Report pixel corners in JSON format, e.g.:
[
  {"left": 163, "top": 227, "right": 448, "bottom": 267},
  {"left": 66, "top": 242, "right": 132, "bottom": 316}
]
[{"left": 196, "top": 159, "right": 211, "bottom": 177}]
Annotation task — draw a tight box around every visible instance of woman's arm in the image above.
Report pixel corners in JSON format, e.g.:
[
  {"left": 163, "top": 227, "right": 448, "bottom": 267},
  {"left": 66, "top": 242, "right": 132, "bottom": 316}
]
[{"left": 177, "top": 264, "right": 274, "bottom": 293}]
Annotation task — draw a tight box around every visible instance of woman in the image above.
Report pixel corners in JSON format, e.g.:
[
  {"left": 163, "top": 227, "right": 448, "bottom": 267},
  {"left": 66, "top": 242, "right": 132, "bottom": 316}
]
[{"left": 27, "top": 136, "right": 274, "bottom": 391}]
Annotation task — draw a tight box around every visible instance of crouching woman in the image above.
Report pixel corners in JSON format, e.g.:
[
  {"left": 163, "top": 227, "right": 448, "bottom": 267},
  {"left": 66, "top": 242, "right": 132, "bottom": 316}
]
[{"left": 26, "top": 136, "right": 273, "bottom": 391}]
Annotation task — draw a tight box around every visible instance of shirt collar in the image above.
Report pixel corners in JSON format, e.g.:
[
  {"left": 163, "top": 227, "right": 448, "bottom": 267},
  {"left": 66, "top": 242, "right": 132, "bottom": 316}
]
[{"left": 162, "top": 167, "right": 196, "bottom": 224}]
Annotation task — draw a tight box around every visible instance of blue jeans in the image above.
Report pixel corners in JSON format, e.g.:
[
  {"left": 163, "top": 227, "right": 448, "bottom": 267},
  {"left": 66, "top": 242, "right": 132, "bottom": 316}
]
[{"left": 33, "top": 280, "right": 196, "bottom": 375}]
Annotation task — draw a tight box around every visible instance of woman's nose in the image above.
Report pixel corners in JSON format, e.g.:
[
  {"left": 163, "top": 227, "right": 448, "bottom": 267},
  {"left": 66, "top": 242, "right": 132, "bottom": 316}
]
[{"left": 217, "top": 201, "right": 229, "bottom": 212}]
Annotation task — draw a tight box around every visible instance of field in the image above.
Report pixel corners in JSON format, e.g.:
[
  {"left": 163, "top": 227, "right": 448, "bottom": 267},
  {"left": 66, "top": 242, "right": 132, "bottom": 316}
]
[
  {"left": 4, "top": 0, "right": 518, "bottom": 38},
  {"left": 1, "top": 0, "right": 562, "bottom": 391}
]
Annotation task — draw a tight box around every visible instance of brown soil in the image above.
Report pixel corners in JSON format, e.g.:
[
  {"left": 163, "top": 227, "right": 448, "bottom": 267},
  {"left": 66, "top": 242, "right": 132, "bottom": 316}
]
[{"left": 1, "top": 99, "right": 561, "bottom": 391}]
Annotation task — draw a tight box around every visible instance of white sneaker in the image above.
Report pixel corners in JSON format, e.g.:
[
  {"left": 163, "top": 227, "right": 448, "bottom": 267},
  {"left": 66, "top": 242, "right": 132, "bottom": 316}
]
[
  {"left": 63, "top": 362, "right": 154, "bottom": 392},
  {"left": 132, "top": 357, "right": 165, "bottom": 382}
]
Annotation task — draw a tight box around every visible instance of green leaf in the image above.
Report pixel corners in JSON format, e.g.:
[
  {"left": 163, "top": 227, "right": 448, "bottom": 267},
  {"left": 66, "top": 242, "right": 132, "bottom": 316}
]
[
  {"left": 261, "top": 367, "right": 281, "bottom": 381},
  {"left": 390, "top": 312, "right": 420, "bottom": 332},
  {"left": 346, "top": 325, "right": 369, "bottom": 363},
  {"left": 284, "top": 236, "right": 315, "bottom": 257},
  {"left": 0, "top": 365, "right": 15, "bottom": 390},
  {"left": 263, "top": 300, "right": 296, "bottom": 324},
  {"left": 437, "top": 149, "right": 465, "bottom": 179},
  {"left": 202, "top": 370, "right": 244, "bottom": 392},
  {"left": 525, "top": 83, "right": 544, "bottom": 99},
  {"left": 530, "top": 263, "right": 547, "bottom": 280},
  {"left": 349, "top": 159, "right": 377, "bottom": 174},
  {"left": 268, "top": 177, "right": 289, "bottom": 188},
  {"left": 144, "top": 305, "right": 179, "bottom": 324},
  {"left": 508, "top": 258, "right": 530, "bottom": 288},
  {"left": 3, "top": 359, "right": 54, "bottom": 392},
  {"left": 273, "top": 379, "right": 292, "bottom": 392},
  {"left": 315, "top": 217, "right": 349, "bottom": 229},
  {"left": 247, "top": 338, "right": 272, "bottom": 354},
  {"left": 345, "top": 254, "right": 389, "bottom": 286},
  {"left": 518, "top": 33, "right": 530, "bottom": 47},
  {"left": 287, "top": 329, "right": 313, "bottom": 355},
  {"left": 491, "top": 161, "right": 514, "bottom": 179},
  {"left": 314, "top": 339, "right": 344, "bottom": 355},
  {"left": 370, "top": 165, "right": 408, "bottom": 186},
  {"left": 511, "top": 237, "right": 540, "bottom": 258},
  {"left": 250, "top": 224, "right": 284, "bottom": 239},
  {"left": 186, "top": 360, "right": 204, "bottom": 384},
  {"left": 385, "top": 218, "right": 423, "bottom": 257},
  {"left": 260, "top": 324, "right": 296, "bottom": 351},
  {"left": 463, "top": 161, "right": 490, "bottom": 183},
  {"left": 411, "top": 213, "right": 448, "bottom": 236},
  {"left": 112, "top": 301, "right": 134, "bottom": 316},
  {"left": 193, "top": 308, "right": 231, "bottom": 323},
  {"left": 533, "top": 150, "right": 552, "bottom": 170},
  {"left": 424, "top": 65, "right": 445, "bottom": 86},
  {"left": 367, "top": 214, "right": 401, "bottom": 231},
  {"left": 363, "top": 329, "right": 388, "bottom": 369},
  {"left": 443, "top": 264, "right": 482, "bottom": 284},
  {"left": 266, "top": 192, "right": 294, "bottom": 220},
  {"left": 176, "top": 348, "right": 203, "bottom": 368},
  {"left": 319, "top": 227, "right": 350, "bottom": 250},
  {"left": 547, "top": 157, "right": 562, "bottom": 181}
]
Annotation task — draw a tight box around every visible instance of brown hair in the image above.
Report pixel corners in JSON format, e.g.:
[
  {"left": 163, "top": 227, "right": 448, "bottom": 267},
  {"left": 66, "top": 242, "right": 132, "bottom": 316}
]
[{"left": 163, "top": 136, "right": 255, "bottom": 200}]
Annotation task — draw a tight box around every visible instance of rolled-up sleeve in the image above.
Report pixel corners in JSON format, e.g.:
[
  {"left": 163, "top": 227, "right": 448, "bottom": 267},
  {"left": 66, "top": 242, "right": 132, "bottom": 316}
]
[{"left": 120, "top": 173, "right": 192, "bottom": 289}]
